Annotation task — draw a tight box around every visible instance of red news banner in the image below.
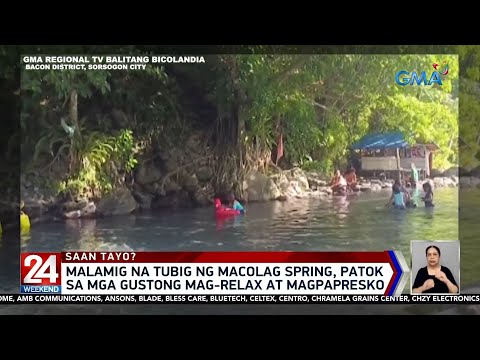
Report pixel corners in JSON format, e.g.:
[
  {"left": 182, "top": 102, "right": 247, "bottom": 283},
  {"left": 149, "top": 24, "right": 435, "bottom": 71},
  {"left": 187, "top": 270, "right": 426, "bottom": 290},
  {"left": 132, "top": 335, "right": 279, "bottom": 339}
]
[{"left": 6, "top": 251, "right": 478, "bottom": 305}]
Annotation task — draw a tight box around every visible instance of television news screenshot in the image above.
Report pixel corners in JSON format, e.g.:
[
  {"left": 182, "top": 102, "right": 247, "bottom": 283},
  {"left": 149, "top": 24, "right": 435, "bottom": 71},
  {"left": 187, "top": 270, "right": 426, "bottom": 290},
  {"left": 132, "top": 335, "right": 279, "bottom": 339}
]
[{"left": 1, "top": 45, "right": 479, "bottom": 315}]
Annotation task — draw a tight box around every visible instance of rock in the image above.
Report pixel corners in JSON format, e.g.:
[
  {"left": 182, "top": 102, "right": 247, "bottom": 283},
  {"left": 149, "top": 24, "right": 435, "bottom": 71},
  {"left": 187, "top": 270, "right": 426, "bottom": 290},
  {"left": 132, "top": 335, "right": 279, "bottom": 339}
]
[
  {"left": 185, "top": 132, "right": 204, "bottom": 152},
  {"left": 433, "top": 177, "right": 458, "bottom": 188},
  {"left": 318, "top": 186, "right": 333, "bottom": 195},
  {"left": 151, "top": 196, "right": 172, "bottom": 209},
  {"left": 63, "top": 200, "right": 89, "bottom": 213},
  {"left": 270, "top": 173, "right": 290, "bottom": 192},
  {"left": 358, "top": 184, "right": 372, "bottom": 191},
  {"left": 433, "top": 177, "right": 445, "bottom": 187},
  {"left": 471, "top": 177, "right": 480, "bottom": 187},
  {"left": 164, "top": 178, "right": 181, "bottom": 194},
  {"left": 289, "top": 168, "right": 309, "bottom": 191},
  {"left": 471, "top": 166, "right": 480, "bottom": 177},
  {"left": 371, "top": 184, "right": 382, "bottom": 192},
  {"left": 245, "top": 170, "right": 281, "bottom": 202},
  {"left": 306, "top": 173, "right": 327, "bottom": 190},
  {"left": 23, "top": 199, "right": 52, "bottom": 220},
  {"left": 151, "top": 191, "right": 194, "bottom": 209},
  {"left": 459, "top": 177, "right": 472, "bottom": 187},
  {"left": 193, "top": 187, "right": 213, "bottom": 207},
  {"left": 458, "top": 167, "right": 472, "bottom": 177},
  {"left": 80, "top": 202, "right": 96, "bottom": 217},
  {"left": 165, "top": 157, "right": 179, "bottom": 172},
  {"left": 96, "top": 187, "right": 137, "bottom": 216},
  {"left": 64, "top": 210, "right": 81, "bottom": 219},
  {"left": 265, "top": 178, "right": 282, "bottom": 200},
  {"left": 134, "top": 161, "right": 162, "bottom": 185},
  {"left": 196, "top": 166, "right": 213, "bottom": 182},
  {"left": 430, "top": 168, "right": 444, "bottom": 178},
  {"left": 182, "top": 174, "right": 199, "bottom": 192},
  {"left": 442, "top": 167, "right": 460, "bottom": 177},
  {"left": 131, "top": 189, "right": 153, "bottom": 210}
]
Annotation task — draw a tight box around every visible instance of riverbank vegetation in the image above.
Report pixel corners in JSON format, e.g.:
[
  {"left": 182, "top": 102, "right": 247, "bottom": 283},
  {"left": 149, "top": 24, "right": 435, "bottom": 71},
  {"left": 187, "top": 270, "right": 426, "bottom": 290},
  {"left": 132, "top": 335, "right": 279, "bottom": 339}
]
[{"left": 1, "top": 46, "right": 478, "bottom": 219}]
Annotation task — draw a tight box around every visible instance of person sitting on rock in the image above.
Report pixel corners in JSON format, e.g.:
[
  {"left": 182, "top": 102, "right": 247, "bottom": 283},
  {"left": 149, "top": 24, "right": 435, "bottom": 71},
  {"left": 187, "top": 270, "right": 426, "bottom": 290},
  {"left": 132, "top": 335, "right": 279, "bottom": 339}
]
[
  {"left": 330, "top": 169, "right": 347, "bottom": 194},
  {"left": 344, "top": 167, "right": 358, "bottom": 191}
]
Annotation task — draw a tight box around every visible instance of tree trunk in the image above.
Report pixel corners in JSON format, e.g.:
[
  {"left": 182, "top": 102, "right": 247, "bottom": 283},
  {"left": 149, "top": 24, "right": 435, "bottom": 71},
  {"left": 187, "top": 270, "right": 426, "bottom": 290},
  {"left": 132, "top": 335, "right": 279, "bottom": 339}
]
[
  {"left": 68, "top": 90, "right": 80, "bottom": 174},
  {"left": 396, "top": 147, "right": 402, "bottom": 182}
]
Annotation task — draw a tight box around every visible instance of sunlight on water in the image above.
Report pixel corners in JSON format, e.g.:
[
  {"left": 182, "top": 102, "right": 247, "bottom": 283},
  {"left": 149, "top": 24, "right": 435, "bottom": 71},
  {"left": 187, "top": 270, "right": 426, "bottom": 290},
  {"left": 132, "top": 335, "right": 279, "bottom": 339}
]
[{"left": 6, "top": 187, "right": 479, "bottom": 291}]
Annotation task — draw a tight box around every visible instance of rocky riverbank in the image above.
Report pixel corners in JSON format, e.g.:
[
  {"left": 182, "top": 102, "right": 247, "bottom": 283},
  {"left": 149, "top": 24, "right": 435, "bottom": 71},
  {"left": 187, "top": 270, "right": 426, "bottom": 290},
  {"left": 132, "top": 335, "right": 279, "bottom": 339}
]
[{"left": 19, "top": 163, "right": 474, "bottom": 227}]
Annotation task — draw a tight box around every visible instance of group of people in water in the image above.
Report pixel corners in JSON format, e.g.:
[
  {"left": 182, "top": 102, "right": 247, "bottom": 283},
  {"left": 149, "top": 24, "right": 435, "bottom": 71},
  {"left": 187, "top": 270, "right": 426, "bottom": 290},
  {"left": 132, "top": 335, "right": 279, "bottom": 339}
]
[
  {"left": 386, "top": 179, "right": 434, "bottom": 209},
  {"left": 216, "top": 162, "right": 435, "bottom": 217},
  {"left": 386, "top": 163, "right": 435, "bottom": 209},
  {"left": 328, "top": 162, "right": 435, "bottom": 209}
]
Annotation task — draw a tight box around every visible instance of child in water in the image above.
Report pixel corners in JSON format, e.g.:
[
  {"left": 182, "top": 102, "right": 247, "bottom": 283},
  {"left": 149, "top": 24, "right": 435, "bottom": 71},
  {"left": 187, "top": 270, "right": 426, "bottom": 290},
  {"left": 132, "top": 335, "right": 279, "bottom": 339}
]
[
  {"left": 227, "top": 193, "right": 246, "bottom": 214},
  {"left": 386, "top": 183, "right": 406, "bottom": 209},
  {"left": 422, "top": 182, "right": 435, "bottom": 207}
]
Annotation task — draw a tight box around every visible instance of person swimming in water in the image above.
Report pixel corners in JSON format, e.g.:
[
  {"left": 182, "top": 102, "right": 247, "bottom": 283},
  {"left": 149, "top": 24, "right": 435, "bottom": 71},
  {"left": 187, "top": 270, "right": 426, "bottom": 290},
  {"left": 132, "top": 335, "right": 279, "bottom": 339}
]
[{"left": 227, "top": 192, "right": 246, "bottom": 214}]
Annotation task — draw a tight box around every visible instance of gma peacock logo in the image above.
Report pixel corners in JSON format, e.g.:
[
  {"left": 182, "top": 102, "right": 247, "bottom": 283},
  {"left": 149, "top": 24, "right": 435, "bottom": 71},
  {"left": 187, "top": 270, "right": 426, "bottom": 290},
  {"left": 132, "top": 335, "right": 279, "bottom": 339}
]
[{"left": 395, "top": 62, "right": 449, "bottom": 86}]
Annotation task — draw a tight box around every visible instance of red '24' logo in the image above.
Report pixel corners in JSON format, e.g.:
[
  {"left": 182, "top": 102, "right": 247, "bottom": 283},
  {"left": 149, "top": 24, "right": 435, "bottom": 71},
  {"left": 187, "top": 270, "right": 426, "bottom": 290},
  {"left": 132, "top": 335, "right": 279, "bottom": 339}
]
[{"left": 21, "top": 253, "right": 61, "bottom": 286}]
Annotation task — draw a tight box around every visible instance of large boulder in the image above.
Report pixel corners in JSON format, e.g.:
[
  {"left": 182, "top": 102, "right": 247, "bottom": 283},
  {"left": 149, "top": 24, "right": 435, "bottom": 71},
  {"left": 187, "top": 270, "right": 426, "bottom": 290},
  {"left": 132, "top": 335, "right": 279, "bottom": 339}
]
[
  {"left": 245, "top": 170, "right": 281, "bottom": 202},
  {"left": 134, "top": 161, "right": 162, "bottom": 185},
  {"left": 96, "top": 187, "right": 137, "bottom": 216}
]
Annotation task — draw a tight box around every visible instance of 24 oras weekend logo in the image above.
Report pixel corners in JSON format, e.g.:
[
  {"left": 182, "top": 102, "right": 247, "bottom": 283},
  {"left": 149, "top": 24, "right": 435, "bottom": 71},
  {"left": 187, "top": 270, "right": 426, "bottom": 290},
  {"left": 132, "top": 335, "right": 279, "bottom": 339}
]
[
  {"left": 395, "top": 62, "right": 449, "bottom": 86},
  {"left": 20, "top": 253, "right": 61, "bottom": 294}
]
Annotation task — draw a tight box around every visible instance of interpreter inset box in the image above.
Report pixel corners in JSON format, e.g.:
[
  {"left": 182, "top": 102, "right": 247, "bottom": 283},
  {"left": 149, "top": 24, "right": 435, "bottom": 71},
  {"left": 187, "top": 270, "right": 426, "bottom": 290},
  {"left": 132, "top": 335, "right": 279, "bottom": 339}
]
[{"left": 410, "top": 240, "right": 460, "bottom": 295}]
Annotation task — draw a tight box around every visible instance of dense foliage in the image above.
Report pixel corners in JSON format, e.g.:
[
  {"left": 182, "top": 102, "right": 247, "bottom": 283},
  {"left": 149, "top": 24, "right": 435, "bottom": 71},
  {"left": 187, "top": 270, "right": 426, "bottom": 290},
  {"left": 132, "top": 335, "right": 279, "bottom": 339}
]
[{"left": 1, "top": 45, "right": 474, "bottom": 202}]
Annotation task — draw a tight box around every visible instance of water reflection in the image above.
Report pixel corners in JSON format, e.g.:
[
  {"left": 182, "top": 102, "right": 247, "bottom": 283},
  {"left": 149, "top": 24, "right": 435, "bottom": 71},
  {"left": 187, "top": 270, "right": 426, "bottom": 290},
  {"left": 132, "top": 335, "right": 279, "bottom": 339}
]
[
  {"left": 1, "top": 187, "right": 477, "bottom": 315},
  {"left": 16, "top": 188, "right": 458, "bottom": 254}
]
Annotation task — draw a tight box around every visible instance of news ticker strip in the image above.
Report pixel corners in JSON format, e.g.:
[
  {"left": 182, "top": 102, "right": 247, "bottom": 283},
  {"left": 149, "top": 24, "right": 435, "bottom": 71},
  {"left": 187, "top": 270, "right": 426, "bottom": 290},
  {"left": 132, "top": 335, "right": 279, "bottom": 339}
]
[
  {"left": 20, "top": 251, "right": 410, "bottom": 296},
  {"left": 1, "top": 294, "right": 480, "bottom": 305}
]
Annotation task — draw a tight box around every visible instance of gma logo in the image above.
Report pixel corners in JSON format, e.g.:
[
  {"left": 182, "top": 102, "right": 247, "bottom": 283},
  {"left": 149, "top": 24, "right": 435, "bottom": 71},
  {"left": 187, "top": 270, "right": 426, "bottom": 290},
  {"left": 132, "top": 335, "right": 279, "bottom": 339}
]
[{"left": 395, "top": 70, "right": 443, "bottom": 86}]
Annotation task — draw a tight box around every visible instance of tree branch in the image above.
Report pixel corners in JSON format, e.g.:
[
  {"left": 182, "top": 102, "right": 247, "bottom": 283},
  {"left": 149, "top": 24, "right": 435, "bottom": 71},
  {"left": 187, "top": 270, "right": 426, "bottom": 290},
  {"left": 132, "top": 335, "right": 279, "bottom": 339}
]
[
  {"left": 313, "top": 101, "right": 328, "bottom": 110},
  {"left": 269, "top": 55, "right": 314, "bottom": 85}
]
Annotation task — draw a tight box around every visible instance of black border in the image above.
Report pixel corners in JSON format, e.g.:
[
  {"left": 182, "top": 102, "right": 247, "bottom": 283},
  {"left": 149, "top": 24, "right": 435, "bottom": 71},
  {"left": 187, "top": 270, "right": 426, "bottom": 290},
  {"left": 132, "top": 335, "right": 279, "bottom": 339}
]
[
  {"left": 2, "top": 38, "right": 479, "bottom": 326},
  {"left": 0, "top": 13, "right": 479, "bottom": 46},
  {"left": 0, "top": 45, "right": 20, "bottom": 293}
]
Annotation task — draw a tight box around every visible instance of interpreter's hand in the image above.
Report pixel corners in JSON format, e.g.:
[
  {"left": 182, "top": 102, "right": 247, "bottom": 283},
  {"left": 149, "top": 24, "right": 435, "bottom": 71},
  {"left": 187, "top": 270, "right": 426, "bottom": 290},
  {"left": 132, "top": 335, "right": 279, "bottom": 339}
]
[
  {"left": 435, "top": 270, "right": 447, "bottom": 282},
  {"left": 423, "top": 279, "right": 435, "bottom": 291}
]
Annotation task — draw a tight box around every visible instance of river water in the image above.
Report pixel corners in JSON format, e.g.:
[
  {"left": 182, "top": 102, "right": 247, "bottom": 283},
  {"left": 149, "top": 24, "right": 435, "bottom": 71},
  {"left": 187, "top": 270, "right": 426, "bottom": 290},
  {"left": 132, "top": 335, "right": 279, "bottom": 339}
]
[
  {"left": 2, "top": 187, "right": 478, "bottom": 315},
  {"left": 21, "top": 188, "right": 459, "bottom": 254}
]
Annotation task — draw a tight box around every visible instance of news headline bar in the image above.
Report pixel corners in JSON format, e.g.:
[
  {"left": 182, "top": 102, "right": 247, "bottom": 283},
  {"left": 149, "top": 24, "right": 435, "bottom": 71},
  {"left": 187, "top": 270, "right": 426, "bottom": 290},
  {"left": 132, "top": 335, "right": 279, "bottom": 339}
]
[
  {"left": 1, "top": 294, "right": 479, "bottom": 305},
  {"left": 20, "top": 251, "right": 410, "bottom": 296}
]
